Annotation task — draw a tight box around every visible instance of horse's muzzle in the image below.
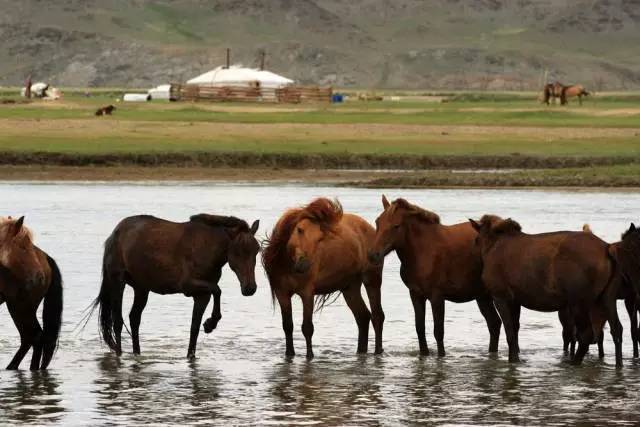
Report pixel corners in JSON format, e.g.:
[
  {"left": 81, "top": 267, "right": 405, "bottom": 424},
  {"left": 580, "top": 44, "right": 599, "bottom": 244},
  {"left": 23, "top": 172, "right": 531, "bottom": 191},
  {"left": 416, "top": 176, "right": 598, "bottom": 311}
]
[
  {"left": 241, "top": 282, "right": 257, "bottom": 296},
  {"left": 293, "top": 257, "right": 311, "bottom": 274},
  {"left": 368, "top": 250, "right": 383, "bottom": 265}
]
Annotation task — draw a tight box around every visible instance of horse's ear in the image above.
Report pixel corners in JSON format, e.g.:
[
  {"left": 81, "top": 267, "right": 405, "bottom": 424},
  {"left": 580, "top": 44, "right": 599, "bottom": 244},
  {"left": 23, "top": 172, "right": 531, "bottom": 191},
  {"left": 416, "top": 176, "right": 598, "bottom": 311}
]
[
  {"left": 250, "top": 220, "right": 260, "bottom": 235},
  {"left": 469, "top": 218, "right": 481, "bottom": 232},
  {"left": 13, "top": 216, "right": 24, "bottom": 235},
  {"left": 382, "top": 195, "right": 390, "bottom": 209},
  {"left": 631, "top": 223, "right": 636, "bottom": 232}
]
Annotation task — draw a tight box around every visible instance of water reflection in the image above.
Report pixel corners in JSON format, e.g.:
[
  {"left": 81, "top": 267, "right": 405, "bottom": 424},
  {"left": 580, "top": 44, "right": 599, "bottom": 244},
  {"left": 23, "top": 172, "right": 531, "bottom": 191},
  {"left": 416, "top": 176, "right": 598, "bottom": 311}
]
[{"left": 0, "top": 370, "right": 64, "bottom": 423}]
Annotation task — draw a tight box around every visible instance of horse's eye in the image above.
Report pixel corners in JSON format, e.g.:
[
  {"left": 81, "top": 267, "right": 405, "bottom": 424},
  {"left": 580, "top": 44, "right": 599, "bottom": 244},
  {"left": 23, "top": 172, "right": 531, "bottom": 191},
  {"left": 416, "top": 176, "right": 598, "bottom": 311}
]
[
  {"left": 393, "top": 224, "right": 401, "bottom": 229},
  {"left": 297, "top": 227, "right": 303, "bottom": 235}
]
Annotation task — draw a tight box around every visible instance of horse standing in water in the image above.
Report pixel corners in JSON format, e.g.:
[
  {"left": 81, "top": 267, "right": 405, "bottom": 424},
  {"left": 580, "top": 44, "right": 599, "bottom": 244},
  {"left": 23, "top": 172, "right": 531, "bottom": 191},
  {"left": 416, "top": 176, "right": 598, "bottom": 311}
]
[
  {"left": 0, "top": 216, "right": 63, "bottom": 370},
  {"left": 91, "top": 214, "right": 260, "bottom": 359},
  {"left": 368, "top": 196, "right": 501, "bottom": 356},
  {"left": 263, "top": 198, "right": 384, "bottom": 358},
  {"left": 470, "top": 215, "right": 623, "bottom": 366}
]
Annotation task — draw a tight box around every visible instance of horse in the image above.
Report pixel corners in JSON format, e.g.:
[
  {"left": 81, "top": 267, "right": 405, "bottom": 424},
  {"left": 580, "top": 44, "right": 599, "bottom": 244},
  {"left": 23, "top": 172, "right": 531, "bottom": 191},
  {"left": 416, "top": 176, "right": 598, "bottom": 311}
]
[
  {"left": 95, "top": 105, "right": 116, "bottom": 116},
  {"left": 469, "top": 215, "right": 623, "bottom": 366},
  {"left": 559, "top": 224, "right": 640, "bottom": 359},
  {"left": 0, "top": 216, "right": 63, "bottom": 370},
  {"left": 368, "top": 196, "right": 501, "bottom": 356},
  {"left": 562, "top": 84, "right": 590, "bottom": 105},
  {"left": 263, "top": 198, "right": 384, "bottom": 359},
  {"left": 542, "top": 81, "right": 565, "bottom": 105},
  {"left": 90, "top": 214, "right": 260, "bottom": 359}
]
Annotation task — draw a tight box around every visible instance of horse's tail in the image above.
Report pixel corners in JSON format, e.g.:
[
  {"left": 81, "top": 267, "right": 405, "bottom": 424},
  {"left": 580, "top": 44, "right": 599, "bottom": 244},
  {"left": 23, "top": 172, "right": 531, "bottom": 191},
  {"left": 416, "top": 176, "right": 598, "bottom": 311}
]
[
  {"left": 92, "top": 233, "right": 123, "bottom": 353},
  {"left": 41, "top": 255, "right": 63, "bottom": 369}
]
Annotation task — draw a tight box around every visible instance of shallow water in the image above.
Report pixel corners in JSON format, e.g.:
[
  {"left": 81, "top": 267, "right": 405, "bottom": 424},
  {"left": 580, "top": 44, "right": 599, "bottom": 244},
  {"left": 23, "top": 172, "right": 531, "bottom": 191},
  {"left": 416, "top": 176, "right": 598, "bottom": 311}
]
[{"left": 1, "top": 183, "right": 640, "bottom": 425}]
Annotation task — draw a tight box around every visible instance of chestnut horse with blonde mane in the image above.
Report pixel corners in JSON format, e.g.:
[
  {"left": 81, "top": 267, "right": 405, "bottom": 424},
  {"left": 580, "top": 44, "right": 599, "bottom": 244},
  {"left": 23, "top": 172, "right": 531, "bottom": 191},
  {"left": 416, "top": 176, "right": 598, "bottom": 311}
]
[
  {"left": 470, "top": 215, "right": 623, "bottom": 366},
  {"left": 0, "top": 216, "right": 63, "bottom": 370},
  {"left": 368, "top": 196, "right": 501, "bottom": 356},
  {"left": 263, "top": 198, "right": 384, "bottom": 358}
]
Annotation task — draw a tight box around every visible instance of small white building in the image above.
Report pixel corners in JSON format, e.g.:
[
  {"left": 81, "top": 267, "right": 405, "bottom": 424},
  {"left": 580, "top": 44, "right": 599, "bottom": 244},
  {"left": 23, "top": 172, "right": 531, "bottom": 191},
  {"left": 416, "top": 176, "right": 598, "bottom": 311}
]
[{"left": 187, "top": 65, "right": 294, "bottom": 88}]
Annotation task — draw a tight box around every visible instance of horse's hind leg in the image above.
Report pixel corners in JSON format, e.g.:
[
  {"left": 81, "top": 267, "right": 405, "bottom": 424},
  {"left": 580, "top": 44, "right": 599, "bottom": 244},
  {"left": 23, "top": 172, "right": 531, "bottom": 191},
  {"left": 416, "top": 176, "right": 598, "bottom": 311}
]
[
  {"left": 187, "top": 294, "right": 211, "bottom": 359},
  {"left": 364, "top": 269, "right": 385, "bottom": 354},
  {"left": 624, "top": 296, "right": 638, "bottom": 357},
  {"left": 604, "top": 281, "right": 623, "bottom": 367},
  {"left": 431, "top": 297, "right": 446, "bottom": 357},
  {"left": 129, "top": 289, "right": 149, "bottom": 355},
  {"left": 477, "top": 296, "right": 501, "bottom": 353},
  {"left": 410, "top": 291, "right": 429, "bottom": 356},
  {"left": 29, "top": 319, "right": 44, "bottom": 370},
  {"left": 343, "top": 284, "right": 371, "bottom": 354},
  {"left": 112, "top": 282, "right": 126, "bottom": 355}
]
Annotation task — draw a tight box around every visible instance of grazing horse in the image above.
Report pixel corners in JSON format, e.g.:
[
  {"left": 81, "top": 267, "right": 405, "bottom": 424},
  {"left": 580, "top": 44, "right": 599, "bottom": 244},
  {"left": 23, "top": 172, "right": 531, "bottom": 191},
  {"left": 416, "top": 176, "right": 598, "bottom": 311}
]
[
  {"left": 91, "top": 214, "right": 260, "bottom": 359},
  {"left": 0, "top": 216, "right": 63, "bottom": 370},
  {"left": 263, "top": 198, "right": 384, "bottom": 358},
  {"left": 563, "top": 84, "right": 590, "bottom": 105},
  {"left": 470, "top": 215, "right": 623, "bottom": 366},
  {"left": 368, "top": 196, "right": 501, "bottom": 356}
]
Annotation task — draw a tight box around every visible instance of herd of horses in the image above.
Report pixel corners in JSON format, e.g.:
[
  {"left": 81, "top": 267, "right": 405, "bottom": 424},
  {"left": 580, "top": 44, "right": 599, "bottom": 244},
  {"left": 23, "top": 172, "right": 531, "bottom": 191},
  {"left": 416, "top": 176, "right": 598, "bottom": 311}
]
[
  {"left": 542, "top": 82, "right": 590, "bottom": 105},
  {"left": 2, "top": 196, "right": 640, "bottom": 371}
]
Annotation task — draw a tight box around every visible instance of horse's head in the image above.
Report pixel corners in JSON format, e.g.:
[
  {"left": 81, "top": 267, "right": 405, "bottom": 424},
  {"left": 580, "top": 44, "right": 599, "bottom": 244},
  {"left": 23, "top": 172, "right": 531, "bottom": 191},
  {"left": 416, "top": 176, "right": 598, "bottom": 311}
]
[
  {"left": 286, "top": 198, "right": 342, "bottom": 274},
  {"left": 227, "top": 220, "right": 260, "bottom": 296},
  {"left": 469, "top": 214, "right": 522, "bottom": 254},
  {"left": 368, "top": 195, "right": 440, "bottom": 265},
  {"left": 611, "top": 223, "right": 640, "bottom": 293},
  {"left": 0, "top": 216, "right": 44, "bottom": 287}
]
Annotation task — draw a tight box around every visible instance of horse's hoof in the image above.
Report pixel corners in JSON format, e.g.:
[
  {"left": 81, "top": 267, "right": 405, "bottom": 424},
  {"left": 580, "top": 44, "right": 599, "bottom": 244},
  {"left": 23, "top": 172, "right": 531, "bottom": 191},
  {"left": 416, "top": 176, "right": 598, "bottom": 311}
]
[
  {"left": 187, "top": 352, "right": 196, "bottom": 360},
  {"left": 202, "top": 317, "right": 220, "bottom": 334},
  {"left": 374, "top": 348, "right": 384, "bottom": 355},
  {"left": 419, "top": 349, "right": 430, "bottom": 357},
  {"left": 306, "top": 352, "right": 314, "bottom": 360}
]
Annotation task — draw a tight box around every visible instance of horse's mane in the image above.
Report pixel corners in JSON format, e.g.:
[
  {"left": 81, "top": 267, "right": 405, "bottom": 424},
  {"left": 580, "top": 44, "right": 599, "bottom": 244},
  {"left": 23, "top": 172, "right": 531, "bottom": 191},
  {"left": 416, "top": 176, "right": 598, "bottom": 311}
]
[
  {"left": 480, "top": 214, "right": 521, "bottom": 235},
  {"left": 393, "top": 198, "right": 440, "bottom": 224},
  {"left": 622, "top": 224, "right": 639, "bottom": 241},
  {"left": 262, "top": 198, "right": 343, "bottom": 305},
  {"left": 0, "top": 216, "right": 34, "bottom": 243},
  {"left": 190, "top": 214, "right": 249, "bottom": 232}
]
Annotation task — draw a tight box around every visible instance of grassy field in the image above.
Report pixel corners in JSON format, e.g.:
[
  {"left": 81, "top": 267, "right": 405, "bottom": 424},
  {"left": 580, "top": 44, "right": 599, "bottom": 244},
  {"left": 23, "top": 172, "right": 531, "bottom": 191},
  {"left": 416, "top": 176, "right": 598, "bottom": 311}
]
[{"left": 0, "top": 89, "right": 639, "bottom": 186}]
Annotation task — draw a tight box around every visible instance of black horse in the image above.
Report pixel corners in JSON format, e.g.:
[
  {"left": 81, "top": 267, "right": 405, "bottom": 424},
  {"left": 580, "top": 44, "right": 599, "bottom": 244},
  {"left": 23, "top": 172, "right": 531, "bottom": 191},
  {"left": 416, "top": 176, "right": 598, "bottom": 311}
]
[{"left": 91, "top": 214, "right": 260, "bottom": 359}]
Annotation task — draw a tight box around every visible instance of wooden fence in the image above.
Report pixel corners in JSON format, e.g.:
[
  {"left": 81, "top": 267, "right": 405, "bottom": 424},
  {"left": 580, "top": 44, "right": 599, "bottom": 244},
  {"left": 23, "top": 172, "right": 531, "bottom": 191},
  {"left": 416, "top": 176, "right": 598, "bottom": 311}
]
[{"left": 170, "top": 84, "right": 332, "bottom": 104}]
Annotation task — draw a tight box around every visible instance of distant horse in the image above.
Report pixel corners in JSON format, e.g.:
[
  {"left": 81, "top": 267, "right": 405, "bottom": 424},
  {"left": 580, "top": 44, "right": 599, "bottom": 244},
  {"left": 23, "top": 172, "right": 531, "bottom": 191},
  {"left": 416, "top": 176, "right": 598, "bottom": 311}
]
[
  {"left": 542, "top": 81, "right": 565, "bottom": 105},
  {"left": 91, "top": 214, "right": 260, "bottom": 359},
  {"left": 263, "top": 198, "right": 384, "bottom": 358},
  {"left": 563, "top": 84, "right": 590, "bottom": 105},
  {"left": 368, "top": 196, "right": 501, "bottom": 356},
  {"left": 470, "top": 215, "right": 623, "bottom": 366},
  {"left": 95, "top": 105, "right": 116, "bottom": 116},
  {"left": 559, "top": 224, "right": 640, "bottom": 359},
  {"left": 0, "top": 216, "right": 63, "bottom": 370}
]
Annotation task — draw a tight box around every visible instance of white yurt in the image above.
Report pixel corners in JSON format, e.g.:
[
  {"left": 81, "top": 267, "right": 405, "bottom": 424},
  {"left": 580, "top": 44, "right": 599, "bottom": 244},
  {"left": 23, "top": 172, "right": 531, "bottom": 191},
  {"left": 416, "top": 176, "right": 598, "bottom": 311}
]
[{"left": 187, "top": 65, "right": 294, "bottom": 89}]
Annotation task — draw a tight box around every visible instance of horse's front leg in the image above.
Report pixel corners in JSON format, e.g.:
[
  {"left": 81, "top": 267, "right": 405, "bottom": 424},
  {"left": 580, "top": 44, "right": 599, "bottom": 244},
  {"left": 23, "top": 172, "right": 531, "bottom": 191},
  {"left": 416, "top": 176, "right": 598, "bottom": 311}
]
[
  {"left": 364, "top": 270, "right": 385, "bottom": 354},
  {"left": 624, "top": 295, "right": 638, "bottom": 358},
  {"left": 276, "top": 289, "right": 295, "bottom": 357},
  {"left": 343, "top": 284, "right": 371, "bottom": 354},
  {"left": 410, "top": 290, "right": 428, "bottom": 356},
  {"left": 477, "top": 296, "right": 501, "bottom": 353},
  {"left": 203, "top": 271, "right": 222, "bottom": 333},
  {"left": 493, "top": 298, "right": 520, "bottom": 363},
  {"left": 187, "top": 294, "right": 211, "bottom": 360},
  {"left": 431, "top": 297, "right": 446, "bottom": 357},
  {"left": 301, "top": 291, "right": 315, "bottom": 359}
]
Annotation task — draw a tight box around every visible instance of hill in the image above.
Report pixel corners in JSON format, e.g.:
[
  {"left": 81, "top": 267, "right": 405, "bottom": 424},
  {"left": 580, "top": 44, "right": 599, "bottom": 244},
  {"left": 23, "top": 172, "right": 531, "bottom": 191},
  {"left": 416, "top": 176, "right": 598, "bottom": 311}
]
[{"left": 1, "top": 0, "right": 639, "bottom": 89}]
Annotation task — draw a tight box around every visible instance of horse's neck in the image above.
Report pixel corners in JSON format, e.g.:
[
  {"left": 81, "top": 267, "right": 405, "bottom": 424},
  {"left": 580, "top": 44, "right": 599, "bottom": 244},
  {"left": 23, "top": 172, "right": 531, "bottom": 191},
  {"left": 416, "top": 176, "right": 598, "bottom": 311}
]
[{"left": 397, "top": 221, "right": 439, "bottom": 267}]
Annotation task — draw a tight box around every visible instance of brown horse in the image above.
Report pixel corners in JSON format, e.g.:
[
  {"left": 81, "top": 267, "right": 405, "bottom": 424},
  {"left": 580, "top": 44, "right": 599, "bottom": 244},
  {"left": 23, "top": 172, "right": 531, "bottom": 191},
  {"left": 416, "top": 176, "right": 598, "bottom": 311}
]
[
  {"left": 470, "top": 215, "right": 623, "bottom": 366},
  {"left": 90, "top": 214, "right": 260, "bottom": 359},
  {"left": 543, "top": 82, "right": 565, "bottom": 105},
  {"left": 0, "top": 216, "right": 63, "bottom": 370},
  {"left": 263, "top": 198, "right": 384, "bottom": 359},
  {"left": 368, "top": 196, "right": 501, "bottom": 356},
  {"left": 563, "top": 84, "right": 590, "bottom": 105},
  {"left": 559, "top": 224, "right": 640, "bottom": 359}
]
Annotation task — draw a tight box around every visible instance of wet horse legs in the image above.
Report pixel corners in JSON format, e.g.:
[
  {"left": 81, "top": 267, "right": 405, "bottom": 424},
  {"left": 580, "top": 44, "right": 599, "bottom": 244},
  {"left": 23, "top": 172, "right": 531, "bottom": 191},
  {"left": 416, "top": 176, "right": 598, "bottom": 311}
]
[
  {"left": 301, "top": 292, "right": 315, "bottom": 359},
  {"left": 431, "top": 297, "right": 446, "bottom": 357},
  {"left": 129, "top": 289, "right": 149, "bottom": 355},
  {"left": 187, "top": 294, "right": 211, "bottom": 359},
  {"left": 410, "top": 291, "right": 428, "bottom": 355},
  {"left": 364, "top": 274, "right": 385, "bottom": 354},
  {"left": 477, "top": 296, "right": 501, "bottom": 353},
  {"left": 494, "top": 298, "right": 520, "bottom": 363},
  {"left": 624, "top": 296, "right": 638, "bottom": 358},
  {"left": 343, "top": 285, "right": 371, "bottom": 354},
  {"left": 276, "top": 290, "right": 295, "bottom": 357}
]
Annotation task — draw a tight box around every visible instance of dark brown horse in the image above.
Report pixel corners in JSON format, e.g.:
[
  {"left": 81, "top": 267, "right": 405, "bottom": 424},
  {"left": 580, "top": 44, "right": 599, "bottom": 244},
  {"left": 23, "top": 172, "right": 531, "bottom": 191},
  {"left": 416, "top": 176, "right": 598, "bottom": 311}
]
[
  {"left": 559, "top": 224, "right": 640, "bottom": 359},
  {"left": 368, "top": 196, "right": 501, "bottom": 356},
  {"left": 470, "top": 215, "right": 623, "bottom": 366},
  {"left": 543, "top": 81, "right": 565, "bottom": 105},
  {"left": 0, "top": 216, "right": 63, "bottom": 370},
  {"left": 91, "top": 214, "right": 260, "bottom": 359},
  {"left": 263, "top": 198, "right": 384, "bottom": 359}
]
